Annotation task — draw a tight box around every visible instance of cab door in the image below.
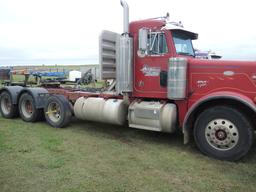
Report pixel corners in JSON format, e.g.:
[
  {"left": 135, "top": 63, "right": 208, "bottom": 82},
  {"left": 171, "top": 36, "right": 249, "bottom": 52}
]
[{"left": 133, "top": 30, "right": 172, "bottom": 98}]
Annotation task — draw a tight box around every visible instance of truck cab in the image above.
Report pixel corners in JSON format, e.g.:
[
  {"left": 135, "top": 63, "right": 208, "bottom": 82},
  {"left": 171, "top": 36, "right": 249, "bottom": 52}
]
[
  {"left": 130, "top": 19, "right": 198, "bottom": 99},
  {"left": 92, "top": 1, "right": 256, "bottom": 161}
]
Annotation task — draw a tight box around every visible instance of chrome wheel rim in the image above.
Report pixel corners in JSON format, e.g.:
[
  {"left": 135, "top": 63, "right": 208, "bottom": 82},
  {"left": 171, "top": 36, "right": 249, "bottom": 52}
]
[
  {"left": 205, "top": 119, "right": 239, "bottom": 151},
  {"left": 1, "top": 95, "right": 11, "bottom": 115},
  {"left": 21, "top": 99, "right": 33, "bottom": 118},
  {"left": 47, "top": 102, "right": 61, "bottom": 123}
]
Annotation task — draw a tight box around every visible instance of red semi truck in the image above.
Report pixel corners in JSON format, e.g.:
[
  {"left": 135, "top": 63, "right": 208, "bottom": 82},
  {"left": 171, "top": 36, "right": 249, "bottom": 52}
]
[{"left": 0, "top": 0, "right": 255, "bottom": 161}]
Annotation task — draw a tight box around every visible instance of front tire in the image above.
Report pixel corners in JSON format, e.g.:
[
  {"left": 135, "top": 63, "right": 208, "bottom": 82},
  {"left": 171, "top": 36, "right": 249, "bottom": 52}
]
[{"left": 194, "top": 106, "right": 254, "bottom": 161}]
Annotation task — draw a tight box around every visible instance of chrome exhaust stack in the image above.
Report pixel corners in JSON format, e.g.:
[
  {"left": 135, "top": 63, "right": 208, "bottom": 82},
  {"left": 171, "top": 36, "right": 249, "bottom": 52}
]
[
  {"left": 115, "top": 0, "right": 133, "bottom": 94},
  {"left": 99, "top": 0, "right": 133, "bottom": 94},
  {"left": 120, "top": 0, "right": 129, "bottom": 35}
]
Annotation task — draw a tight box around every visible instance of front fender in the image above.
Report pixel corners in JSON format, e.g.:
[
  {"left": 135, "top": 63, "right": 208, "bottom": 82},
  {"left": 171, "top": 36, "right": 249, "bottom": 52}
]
[{"left": 183, "top": 91, "right": 256, "bottom": 144}]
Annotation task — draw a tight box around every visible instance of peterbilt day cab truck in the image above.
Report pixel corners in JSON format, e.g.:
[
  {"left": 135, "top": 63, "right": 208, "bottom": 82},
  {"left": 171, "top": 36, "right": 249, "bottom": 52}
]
[{"left": 0, "top": 0, "right": 255, "bottom": 161}]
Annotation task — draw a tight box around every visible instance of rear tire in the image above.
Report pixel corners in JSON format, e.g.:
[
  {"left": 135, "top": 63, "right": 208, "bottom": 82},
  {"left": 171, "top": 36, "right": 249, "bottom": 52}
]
[
  {"left": 44, "top": 95, "right": 72, "bottom": 128},
  {"left": 0, "top": 91, "right": 18, "bottom": 118},
  {"left": 19, "top": 93, "right": 42, "bottom": 122},
  {"left": 194, "top": 106, "right": 254, "bottom": 161}
]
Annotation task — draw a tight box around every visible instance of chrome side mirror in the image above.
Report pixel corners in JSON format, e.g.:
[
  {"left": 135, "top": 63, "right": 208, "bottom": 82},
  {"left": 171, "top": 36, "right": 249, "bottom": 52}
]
[{"left": 138, "top": 28, "right": 148, "bottom": 57}]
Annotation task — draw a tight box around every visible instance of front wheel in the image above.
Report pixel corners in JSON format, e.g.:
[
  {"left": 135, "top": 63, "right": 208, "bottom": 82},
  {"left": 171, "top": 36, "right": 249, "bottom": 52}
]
[{"left": 194, "top": 106, "right": 254, "bottom": 161}]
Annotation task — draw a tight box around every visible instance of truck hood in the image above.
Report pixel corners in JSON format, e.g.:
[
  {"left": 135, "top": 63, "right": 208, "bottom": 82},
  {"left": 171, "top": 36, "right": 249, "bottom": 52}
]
[
  {"left": 188, "top": 58, "right": 256, "bottom": 71},
  {"left": 187, "top": 58, "right": 256, "bottom": 97}
]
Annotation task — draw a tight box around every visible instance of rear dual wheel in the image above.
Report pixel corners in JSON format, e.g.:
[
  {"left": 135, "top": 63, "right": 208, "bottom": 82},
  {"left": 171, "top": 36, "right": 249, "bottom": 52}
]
[
  {"left": 1, "top": 91, "right": 72, "bottom": 128},
  {"left": 18, "top": 93, "right": 42, "bottom": 122},
  {"left": 194, "top": 106, "right": 254, "bottom": 161},
  {"left": 0, "top": 91, "right": 18, "bottom": 118},
  {"left": 44, "top": 95, "right": 72, "bottom": 128}
]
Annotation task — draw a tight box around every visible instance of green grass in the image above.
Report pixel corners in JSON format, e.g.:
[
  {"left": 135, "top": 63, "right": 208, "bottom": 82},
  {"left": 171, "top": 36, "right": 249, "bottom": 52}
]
[{"left": 1, "top": 116, "right": 256, "bottom": 192}]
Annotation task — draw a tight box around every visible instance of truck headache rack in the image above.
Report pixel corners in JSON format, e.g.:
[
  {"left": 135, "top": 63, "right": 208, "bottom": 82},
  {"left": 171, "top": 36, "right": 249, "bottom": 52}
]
[{"left": 99, "top": 30, "right": 120, "bottom": 80}]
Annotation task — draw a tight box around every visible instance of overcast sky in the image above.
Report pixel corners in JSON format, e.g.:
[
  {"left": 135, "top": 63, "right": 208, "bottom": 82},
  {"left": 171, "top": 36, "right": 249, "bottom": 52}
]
[{"left": 0, "top": 0, "right": 255, "bottom": 66}]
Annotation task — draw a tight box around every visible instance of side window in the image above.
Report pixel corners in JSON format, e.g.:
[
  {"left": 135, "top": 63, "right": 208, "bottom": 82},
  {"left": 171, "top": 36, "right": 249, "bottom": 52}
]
[{"left": 148, "top": 32, "right": 168, "bottom": 55}]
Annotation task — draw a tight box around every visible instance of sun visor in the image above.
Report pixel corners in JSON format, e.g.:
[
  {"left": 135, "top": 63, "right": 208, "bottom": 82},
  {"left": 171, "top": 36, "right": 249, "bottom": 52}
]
[{"left": 163, "top": 22, "right": 198, "bottom": 40}]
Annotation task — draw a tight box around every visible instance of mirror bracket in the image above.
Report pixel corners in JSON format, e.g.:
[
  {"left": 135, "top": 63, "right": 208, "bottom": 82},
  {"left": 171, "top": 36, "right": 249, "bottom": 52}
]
[{"left": 138, "top": 28, "right": 148, "bottom": 57}]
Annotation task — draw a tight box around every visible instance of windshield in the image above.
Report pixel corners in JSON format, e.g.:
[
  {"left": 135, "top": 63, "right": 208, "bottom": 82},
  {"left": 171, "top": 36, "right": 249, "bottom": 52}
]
[{"left": 172, "top": 31, "right": 195, "bottom": 57}]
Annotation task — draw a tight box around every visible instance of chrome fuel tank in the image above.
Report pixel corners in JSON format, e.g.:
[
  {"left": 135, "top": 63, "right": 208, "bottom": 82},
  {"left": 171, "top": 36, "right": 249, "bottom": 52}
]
[
  {"left": 74, "top": 97, "right": 128, "bottom": 125},
  {"left": 128, "top": 101, "right": 177, "bottom": 133}
]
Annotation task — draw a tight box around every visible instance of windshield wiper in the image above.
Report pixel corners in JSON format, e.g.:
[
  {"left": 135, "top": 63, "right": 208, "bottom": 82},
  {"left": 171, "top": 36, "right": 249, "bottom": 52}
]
[{"left": 177, "top": 52, "right": 194, "bottom": 57}]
